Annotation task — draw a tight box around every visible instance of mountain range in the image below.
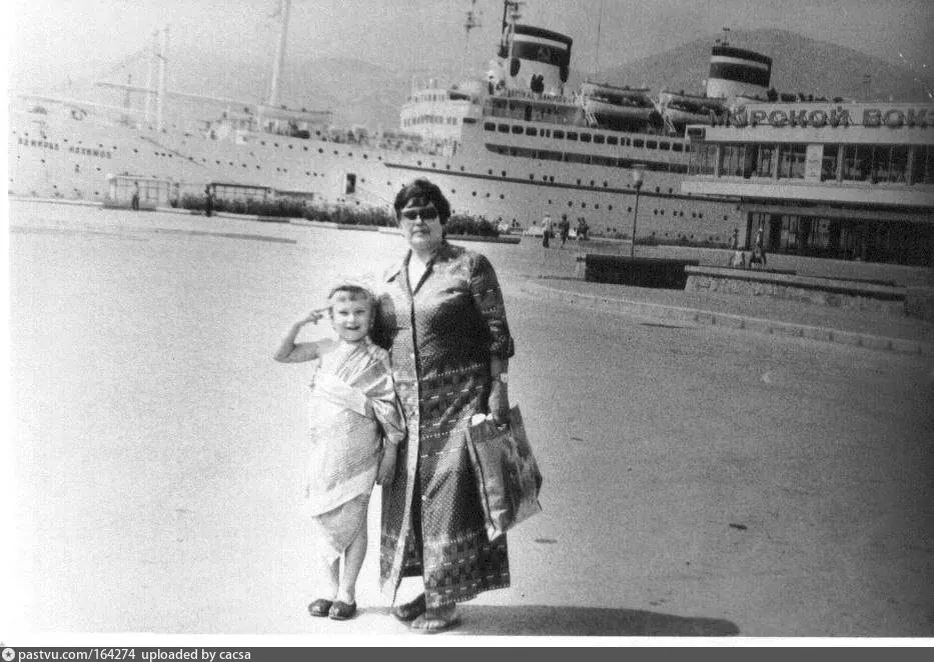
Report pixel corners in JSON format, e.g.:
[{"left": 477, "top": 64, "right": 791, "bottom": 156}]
[{"left": 20, "top": 28, "right": 931, "bottom": 130}]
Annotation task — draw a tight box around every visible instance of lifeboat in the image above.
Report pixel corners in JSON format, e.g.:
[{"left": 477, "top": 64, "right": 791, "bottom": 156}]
[
  {"left": 658, "top": 89, "right": 725, "bottom": 127},
  {"left": 579, "top": 81, "right": 656, "bottom": 123}
]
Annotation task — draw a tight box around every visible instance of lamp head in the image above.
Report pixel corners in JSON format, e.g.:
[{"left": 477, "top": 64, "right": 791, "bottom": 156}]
[{"left": 632, "top": 166, "right": 645, "bottom": 189}]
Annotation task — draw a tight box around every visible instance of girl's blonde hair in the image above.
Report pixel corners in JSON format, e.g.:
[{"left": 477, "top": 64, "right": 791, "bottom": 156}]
[{"left": 326, "top": 283, "right": 376, "bottom": 316}]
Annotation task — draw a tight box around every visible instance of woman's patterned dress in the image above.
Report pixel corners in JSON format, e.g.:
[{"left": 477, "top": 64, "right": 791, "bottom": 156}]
[{"left": 375, "top": 242, "right": 515, "bottom": 608}]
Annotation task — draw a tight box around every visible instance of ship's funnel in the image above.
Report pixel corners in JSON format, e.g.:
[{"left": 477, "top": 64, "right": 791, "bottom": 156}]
[
  {"left": 504, "top": 25, "right": 573, "bottom": 96},
  {"left": 705, "top": 45, "right": 772, "bottom": 101}
]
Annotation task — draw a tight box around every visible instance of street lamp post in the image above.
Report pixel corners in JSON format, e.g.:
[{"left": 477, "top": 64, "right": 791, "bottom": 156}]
[{"left": 630, "top": 166, "right": 644, "bottom": 285}]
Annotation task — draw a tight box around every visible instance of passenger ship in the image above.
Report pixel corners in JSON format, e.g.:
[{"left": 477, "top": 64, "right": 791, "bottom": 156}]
[{"left": 10, "top": 1, "right": 782, "bottom": 244}]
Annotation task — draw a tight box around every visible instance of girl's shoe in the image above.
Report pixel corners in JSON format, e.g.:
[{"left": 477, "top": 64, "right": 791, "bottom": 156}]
[
  {"left": 328, "top": 601, "right": 357, "bottom": 621},
  {"left": 391, "top": 593, "right": 427, "bottom": 622},
  {"left": 308, "top": 599, "right": 333, "bottom": 618}
]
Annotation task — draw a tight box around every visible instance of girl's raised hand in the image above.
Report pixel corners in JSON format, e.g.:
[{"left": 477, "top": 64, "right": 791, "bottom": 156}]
[{"left": 301, "top": 307, "right": 329, "bottom": 326}]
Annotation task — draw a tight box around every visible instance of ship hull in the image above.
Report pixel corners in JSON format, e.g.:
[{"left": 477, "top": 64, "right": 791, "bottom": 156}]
[{"left": 9, "top": 107, "right": 744, "bottom": 245}]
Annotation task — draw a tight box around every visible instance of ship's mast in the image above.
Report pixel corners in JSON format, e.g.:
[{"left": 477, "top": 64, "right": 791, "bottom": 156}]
[
  {"left": 157, "top": 28, "right": 169, "bottom": 130},
  {"left": 267, "top": 0, "right": 292, "bottom": 107},
  {"left": 463, "top": 1, "right": 482, "bottom": 74},
  {"left": 145, "top": 31, "right": 156, "bottom": 124}
]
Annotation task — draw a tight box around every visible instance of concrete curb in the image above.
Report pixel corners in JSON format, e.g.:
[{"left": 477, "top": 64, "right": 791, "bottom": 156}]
[{"left": 521, "top": 281, "right": 934, "bottom": 358}]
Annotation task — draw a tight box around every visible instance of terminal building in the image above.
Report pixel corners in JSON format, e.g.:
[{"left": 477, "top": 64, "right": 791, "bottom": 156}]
[{"left": 682, "top": 101, "right": 934, "bottom": 266}]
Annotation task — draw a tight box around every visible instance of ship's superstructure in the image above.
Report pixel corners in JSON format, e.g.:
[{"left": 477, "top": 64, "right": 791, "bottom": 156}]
[{"left": 9, "top": 1, "right": 808, "bottom": 246}]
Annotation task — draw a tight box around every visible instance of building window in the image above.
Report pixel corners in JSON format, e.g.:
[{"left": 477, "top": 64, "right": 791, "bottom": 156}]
[
  {"left": 719, "top": 143, "right": 746, "bottom": 177},
  {"left": 890, "top": 145, "right": 909, "bottom": 183},
  {"left": 910, "top": 144, "right": 934, "bottom": 184},
  {"left": 689, "top": 141, "right": 717, "bottom": 175},
  {"left": 753, "top": 144, "right": 776, "bottom": 178},
  {"left": 842, "top": 145, "right": 872, "bottom": 182},
  {"left": 778, "top": 144, "right": 807, "bottom": 179},
  {"left": 821, "top": 145, "right": 840, "bottom": 181}
]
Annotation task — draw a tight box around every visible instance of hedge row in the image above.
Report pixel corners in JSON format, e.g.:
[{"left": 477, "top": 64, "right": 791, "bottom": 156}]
[{"left": 178, "top": 195, "right": 500, "bottom": 237}]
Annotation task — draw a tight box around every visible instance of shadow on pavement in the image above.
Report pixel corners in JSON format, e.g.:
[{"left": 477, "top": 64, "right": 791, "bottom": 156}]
[{"left": 449, "top": 605, "right": 740, "bottom": 637}]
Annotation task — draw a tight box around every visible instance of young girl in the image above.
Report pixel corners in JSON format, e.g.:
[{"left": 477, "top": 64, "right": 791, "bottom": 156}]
[{"left": 274, "top": 284, "right": 405, "bottom": 621}]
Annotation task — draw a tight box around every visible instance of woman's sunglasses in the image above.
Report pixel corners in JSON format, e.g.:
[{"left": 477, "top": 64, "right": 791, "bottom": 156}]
[{"left": 401, "top": 208, "right": 439, "bottom": 221}]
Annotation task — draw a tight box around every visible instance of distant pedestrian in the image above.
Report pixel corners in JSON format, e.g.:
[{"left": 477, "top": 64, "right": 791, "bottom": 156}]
[
  {"left": 204, "top": 185, "right": 214, "bottom": 218},
  {"left": 750, "top": 228, "right": 767, "bottom": 269},
  {"left": 728, "top": 227, "right": 745, "bottom": 268},
  {"left": 558, "top": 214, "right": 570, "bottom": 248},
  {"left": 131, "top": 182, "right": 140, "bottom": 211},
  {"left": 541, "top": 213, "right": 553, "bottom": 249},
  {"left": 577, "top": 217, "right": 589, "bottom": 241}
]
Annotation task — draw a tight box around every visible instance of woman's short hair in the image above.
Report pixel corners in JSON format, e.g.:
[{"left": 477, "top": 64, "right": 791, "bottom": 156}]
[{"left": 393, "top": 178, "right": 451, "bottom": 225}]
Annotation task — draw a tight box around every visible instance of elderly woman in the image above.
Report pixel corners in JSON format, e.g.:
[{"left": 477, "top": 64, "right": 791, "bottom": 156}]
[{"left": 374, "top": 178, "right": 515, "bottom": 633}]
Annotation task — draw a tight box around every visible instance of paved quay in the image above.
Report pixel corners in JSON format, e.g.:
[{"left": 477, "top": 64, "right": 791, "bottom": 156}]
[
  {"left": 486, "top": 240, "right": 934, "bottom": 358},
  {"left": 7, "top": 200, "right": 934, "bottom": 643}
]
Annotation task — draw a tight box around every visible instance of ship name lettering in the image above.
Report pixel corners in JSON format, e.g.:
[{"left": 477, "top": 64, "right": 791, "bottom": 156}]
[{"left": 22, "top": 138, "right": 60, "bottom": 151}]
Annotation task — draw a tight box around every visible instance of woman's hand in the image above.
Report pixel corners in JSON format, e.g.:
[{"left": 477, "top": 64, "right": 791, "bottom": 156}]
[
  {"left": 377, "top": 446, "right": 398, "bottom": 484},
  {"left": 489, "top": 379, "right": 510, "bottom": 426}
]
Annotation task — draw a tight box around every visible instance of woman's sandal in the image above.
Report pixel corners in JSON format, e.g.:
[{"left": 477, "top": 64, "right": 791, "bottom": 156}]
[
  {"left": 410, "top": 606, "right": 460, "bottom": 633},
  {"left": 307, "top": 598, "right": 333, "bottom": 618},
  {"left": 391, "top": 593, "right": 427, "bottom": 622}
]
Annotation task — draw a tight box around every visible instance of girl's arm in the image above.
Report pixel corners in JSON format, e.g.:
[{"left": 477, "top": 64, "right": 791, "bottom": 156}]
[{"left": 273, "top": 310, "right": 327, "bottom": 363}]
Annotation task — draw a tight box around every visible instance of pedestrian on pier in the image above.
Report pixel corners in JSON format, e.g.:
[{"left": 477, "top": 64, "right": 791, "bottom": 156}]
[{"left": 204, "top": 185, "right": 214, "bottom": 217}]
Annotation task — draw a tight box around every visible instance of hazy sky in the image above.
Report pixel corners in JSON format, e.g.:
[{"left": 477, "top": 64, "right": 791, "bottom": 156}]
[{"left": 7, "top": 0, "right": 934, "bottom": 91}]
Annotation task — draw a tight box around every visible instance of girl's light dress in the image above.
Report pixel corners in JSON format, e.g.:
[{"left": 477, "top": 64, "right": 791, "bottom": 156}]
[{"left": 306, "top": 337, "right": 406, "bottom": 561}]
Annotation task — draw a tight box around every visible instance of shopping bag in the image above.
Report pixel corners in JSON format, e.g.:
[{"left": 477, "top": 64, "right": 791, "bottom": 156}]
[{"left": 466, "top": 406, "right": 543, "bottom": 541}]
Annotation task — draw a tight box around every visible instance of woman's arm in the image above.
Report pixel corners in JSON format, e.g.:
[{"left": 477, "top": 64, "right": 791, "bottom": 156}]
[
  {"left": 469, "top": 254, "right": 515, "bottom": 424},
  {"left": 273, "top": 311, "right": 325, "bottom": 363}
]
